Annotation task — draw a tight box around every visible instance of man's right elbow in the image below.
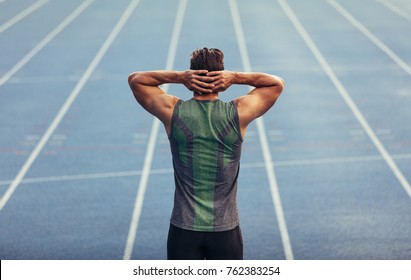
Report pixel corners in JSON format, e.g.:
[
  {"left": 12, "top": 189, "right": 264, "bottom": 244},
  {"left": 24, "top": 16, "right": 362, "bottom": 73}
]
[
  {"left": 279, "top": 77, "right": 285, "bottom": 88},
  {"left": 276, "top": 78, "right": 285, "bottom": 94},
  {"left": 128, "top": 72, "right": 138, "bottom": 86}
]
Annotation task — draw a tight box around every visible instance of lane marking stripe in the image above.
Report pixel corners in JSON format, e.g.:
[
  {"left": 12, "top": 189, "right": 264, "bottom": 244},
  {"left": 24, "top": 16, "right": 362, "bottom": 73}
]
[
  {"left": 229, "top": 0, "right": 294, "bottom": 260},
  {"left": 0, "top": 0, "right": 50, "bottom": 33},
  {"left": 328, "top": 0, "right": 411, "bottom": 77},
  {"left": 2, "top": 153, "right": 411, "bottom": 187},
  {"left": 0, "top": 0, "right": 94, "bottom": 87},
  {"left": 0, "top": 0, "right": 139, "bottom": 211},
  {"left": 122, "top": 0, "right": 188, "bottom": 260},
  {"left": 278, "top": 0, "right": 411, "bottom": 199},
  {"left": 377, "top": 0, "right": 411, "bottom": 23}
]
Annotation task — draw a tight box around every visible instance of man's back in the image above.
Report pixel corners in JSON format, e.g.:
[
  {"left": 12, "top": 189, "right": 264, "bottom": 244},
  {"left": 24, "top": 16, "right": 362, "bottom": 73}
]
[
  {"left": 128, "top": 47, "right": 284, "bottom": 259},
  {"left": 169, "top": 99, "right": 243, "bottom": 232}
]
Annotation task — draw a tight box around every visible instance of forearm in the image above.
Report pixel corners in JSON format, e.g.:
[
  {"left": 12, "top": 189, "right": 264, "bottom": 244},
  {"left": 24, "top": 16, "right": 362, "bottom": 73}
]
[
  {"left": 129, "top": 70, "right": 214, "bottom": 94},
  {"left": 231, "top": 72, "right": 284, "bottom": 88},
  {"left": 209, "top": 71, "right": 284, "bottom": 93},
  {"left": 128, "top": 70, "right": 184, "bottom": 87}
]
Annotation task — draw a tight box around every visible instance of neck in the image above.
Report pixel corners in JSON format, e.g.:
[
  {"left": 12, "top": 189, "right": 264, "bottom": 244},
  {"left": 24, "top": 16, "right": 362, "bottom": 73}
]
[{"left": 193, "top": 92, "right": 219, "bottom": 100}]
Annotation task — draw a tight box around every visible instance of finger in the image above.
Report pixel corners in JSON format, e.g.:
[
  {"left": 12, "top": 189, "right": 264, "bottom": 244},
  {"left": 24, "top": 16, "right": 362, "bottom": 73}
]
[
  {"left": 212, "top": 79, "right": 224, "bottom": 86},
  {"left": 195, "top": 75, "right": 214, "bottom": 83},
  {"left": 206, "top": 71, "right": 222, "bottom": 77},
  {"left": 194, "top": 79, "right": 214, "bottom": 89},
  {"left": 212, "top": 84, "right": 223, "bottom": 92},
  {"left": 192, "top": 70, "right": 208, "bottom": 75},
  {"left": 193, "top": 84, "right": 213, "bottom": 93},
  {"left": 213, "top": 83, "right": 229, "bottom": 92},
  {"left": 193, "top": 79, "right": 214, "bottom": 90}
]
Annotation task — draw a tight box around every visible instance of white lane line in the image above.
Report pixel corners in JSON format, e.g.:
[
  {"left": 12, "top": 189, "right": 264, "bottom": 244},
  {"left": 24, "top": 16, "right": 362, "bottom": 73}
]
[
  {"left": 2, "top": 153, "right": 411, "bottom": 187},
  {"left": 122, "top": 0, "right": 188, "bottom": 260},
  {"left": 0, "top": 170, "right": 141, "bottom": 186},
  {"left": 229, "top": 0, "right": 294, "bottom": 260},
  {"left": 0, "top": 0, "right": 140, "bottom": 212},
  {"left": 377, "top": 0, "right": 411, "bottom": 23},
  {"left": 278, "top": 0, "right": 411, "bottom": 199},
  {"left": 0, "top": 0, "right": 94, "bottom": 87},
  {"left": 0, "top": 0, "right": 50, "bottom": 33},
  {"left": 327, "top": 0, "right": 411, "bottom": 77},
  {"left": 0, "top": 168, "right": 173, "bottom": 186}
]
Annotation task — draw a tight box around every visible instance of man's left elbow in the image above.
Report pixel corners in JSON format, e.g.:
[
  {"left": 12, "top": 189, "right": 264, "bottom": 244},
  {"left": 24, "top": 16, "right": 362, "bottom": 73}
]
[{"left": 128, "top": 72, "right": 138, "bottom": 86}]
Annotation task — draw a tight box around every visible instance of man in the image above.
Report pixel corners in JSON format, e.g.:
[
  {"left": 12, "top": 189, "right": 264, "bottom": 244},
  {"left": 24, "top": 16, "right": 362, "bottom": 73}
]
[{"left": 128, "top": 47, "right": 284, "bottom": 260}]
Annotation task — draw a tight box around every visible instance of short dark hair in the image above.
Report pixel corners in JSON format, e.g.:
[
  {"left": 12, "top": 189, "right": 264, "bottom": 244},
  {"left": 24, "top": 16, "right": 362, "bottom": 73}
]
[{"left": 190, "top": 48, "right": 224, "bottom": 71}]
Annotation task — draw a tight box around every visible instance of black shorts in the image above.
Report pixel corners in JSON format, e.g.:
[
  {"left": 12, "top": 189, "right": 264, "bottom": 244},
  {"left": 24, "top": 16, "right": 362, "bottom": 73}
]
[{"left": 167, "top": 224, "right": 243, "bottom": 260}]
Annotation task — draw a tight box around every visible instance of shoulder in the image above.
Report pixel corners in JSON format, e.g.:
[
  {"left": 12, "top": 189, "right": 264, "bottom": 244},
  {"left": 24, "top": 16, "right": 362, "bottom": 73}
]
[
  {"left": 232, "top": 95, "right": 264, "bottom": 133},
  {"left": 232, "top": 95, "right": 254, "bottom": 116},
  {"left": 156, "top": 94, "right": 180, "bottom": 109},
  {"left": 152, "top": 94, "right": 180, "bottom": 120},
  {"left": 154, "top": 95, "right": 180, "bottom": 136}
]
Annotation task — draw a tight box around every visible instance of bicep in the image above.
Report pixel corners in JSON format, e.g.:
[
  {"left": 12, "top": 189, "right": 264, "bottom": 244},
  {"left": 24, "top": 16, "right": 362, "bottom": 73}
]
[
  {"left": 129, "top": 72, "right": 164, "bottom": 109},
  {"left": 236, "top": 86, "right": 282, "bottom": 126},
  {"left": 130, "top": 83, "right": 177, "bottom": 123},
  {"left": 131, "top": 83, "right": 166, "bottom": 112}
]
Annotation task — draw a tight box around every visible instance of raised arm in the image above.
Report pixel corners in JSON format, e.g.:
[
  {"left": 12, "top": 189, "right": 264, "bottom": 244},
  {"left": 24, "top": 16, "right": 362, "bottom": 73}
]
[
  {"left": 128, "top": 70, "right": 215, "bottom": 133},
  {"left": 207, "top": 71, "right": 285, "bottom": 136}
]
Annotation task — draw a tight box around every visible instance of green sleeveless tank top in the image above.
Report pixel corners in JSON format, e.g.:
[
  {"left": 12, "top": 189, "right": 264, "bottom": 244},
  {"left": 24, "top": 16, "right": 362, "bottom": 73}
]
[{"left": 169, "top": 98, "right": 243, "bottom": 232}]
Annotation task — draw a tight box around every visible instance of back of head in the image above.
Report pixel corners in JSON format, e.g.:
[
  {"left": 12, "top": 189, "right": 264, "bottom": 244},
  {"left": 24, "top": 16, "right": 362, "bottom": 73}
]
[{"left": 190, "top": 47, "right": 224, "bottom": 71}]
